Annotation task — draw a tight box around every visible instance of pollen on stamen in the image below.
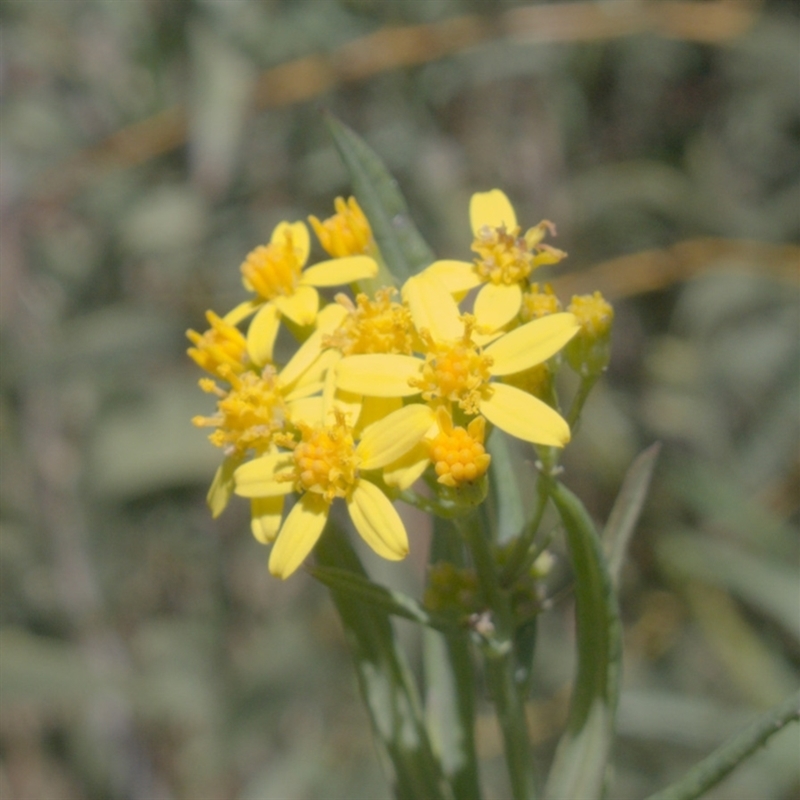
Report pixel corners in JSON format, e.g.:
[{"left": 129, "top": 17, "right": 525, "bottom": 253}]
[
  {"left": 428, "top": 411, "right": 491, "bottom": 488},
  {"left": 291, "top": 417, "right": 360, "bottom": 501},
  {"left": 240, "top": 232, "right": 303, "bottom": 301}
]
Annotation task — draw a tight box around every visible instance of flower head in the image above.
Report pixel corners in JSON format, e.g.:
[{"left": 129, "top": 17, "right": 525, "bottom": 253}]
[
  {"left": 520, "top": 283, "right": 562, "bottom": 322},
  {"left": 428, "top": 407, "right": 491, "bottom": 487},
  {"left": 565, "top": 291, "right": 614, "bottom": 376},
  {"left": 186, "top": 310, "right": 249, "bottom": 379},
  {"left": 225, "top": 220, "right": 379, "bottom": 364},
  {"left": 422, "top": 190, "right": 567, "bottom": 332},
  {"left": 336, "top": 277, "right": 580, "bottom": 448},
  {"left": 234, "top": 408, "right": 425, "bottom": 578},
  {"left": 309, "top": 196, "right": 374, "bottom": 258}
]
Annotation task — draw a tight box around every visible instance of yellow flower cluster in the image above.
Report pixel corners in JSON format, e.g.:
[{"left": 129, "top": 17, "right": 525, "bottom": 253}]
[{"left": 189, "top": 192, "right": 611, "bottom": 579}]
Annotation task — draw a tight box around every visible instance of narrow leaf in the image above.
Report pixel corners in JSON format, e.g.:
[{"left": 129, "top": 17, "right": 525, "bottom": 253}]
[
  {"left": 643, "top": 690, "right": 800, "bottom": 800},
  {"left": 313, "top": 524, "right": 450, "bottom": 800},
  {"left": 324, "top": 113, "right": 436, "bottom": 287},
  {"left": 486, "top": 431, "right": 529, "bottom": 544},
  {"left": 603, "top": 442, "right": 660, "bottom": 589},
  {"left": 545, "top": 482, "right": 622, "bottom": 800}
]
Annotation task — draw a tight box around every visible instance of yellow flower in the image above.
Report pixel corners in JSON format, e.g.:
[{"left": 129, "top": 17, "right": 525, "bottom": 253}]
[
  {"left": 565, "top": 291, "right": 614, "bottom": 376},
  {"left": 224, "top": 221, "right": 379, "bottom": 365},
  {"left": 309, "top": 196, "right": 375, "bottom": 258},
  {"left": 234, "top": 407, "right": 435, "bottom": 579},
  {"left": 335, "top": 275, "right": 580, "bottom": 448},
  {"left": 427, "top": 406, "right": 491, "bottom": 488},
  {"left": 422, "top": 190, "right": 566, "bottom": 332},
  {"left": 186, "top": 310, "right": 249, "bottom": 379},
  {"left": 520, "top": 283, "right": 562, "bottom": 322}
]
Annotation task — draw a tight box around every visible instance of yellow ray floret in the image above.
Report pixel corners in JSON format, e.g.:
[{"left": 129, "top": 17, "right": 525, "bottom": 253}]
[{"left": 309, "top": 196, "right": 375, "bottom": 258}]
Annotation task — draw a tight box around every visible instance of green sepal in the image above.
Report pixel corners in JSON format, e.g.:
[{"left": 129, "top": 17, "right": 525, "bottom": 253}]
[
  {"left": 324, "top": 112, "right": 436, "bottom": 289},
  {"left": 544, "top": 482, "right": 622, "bottom": 800}
]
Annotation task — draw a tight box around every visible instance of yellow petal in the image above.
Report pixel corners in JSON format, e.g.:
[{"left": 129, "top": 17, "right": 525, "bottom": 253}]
[
  {"left": 224, "top": 299, "right": 260, "bottom": 327},
  {"left": 271, "top": 220, "right": 310, "bottom": 265},
  {"left": 279, "top": 329, "right": 329, "bottom": 389},
  {"left": 300, "top": 256, "right": 378, "bottom": 287},
  {"left": 207, "top": 456, "right": 240, "bottom": 518},
  {"left": 246, "top": 303, "right": 280, "bottom": 367},
  {"left": 273, "top": 284, "right": 319, "bottom": 326},
  {"left": 484, "top": 312, "right": 579, "bottom": 376},
  {"left": 357, "top": 403, "right": 436, "bottom": 470},
  {"left": 480, "top": 383, "right": 571, "bottom": 447},
  {"left": 383, "top": 442, "right": 431, "bottom": 490},
  {"left": 234, "top": 454, "right": 295, "bottom": 498},
  {"left": 323, "top": 370, "right": 362, "bottom": 426},
  {"left": 419, "top": 260, "right": 481, "bottom": 294},
  {"left": 287, "top": 396, "right": 324, "bottom": 426},
  {"left": 336, "top": 354, "right": 422, "bottom": 397},
  {"left": 316, "top": 302, "right": 349, "bottom": 333},
  {"left": 470, "top": 189, "right": 517, "bottom": 235},
  {"left": 402, "top": 274, "right": 463, "bottom": 342},
  {"left": 250, "top": 496, "right": 285, "bottom": 544},
  {"left": 347, "top": 480, "right": 409, "bottom": 561},
  {"left": 356, "top": 396, "right": 402, "bottom": 432},
  {"left": 269, "top": 493, "right": 329, "bottom": 579},
  {"left": 473, "top": 282, "right": 522, "bottom": 333}
]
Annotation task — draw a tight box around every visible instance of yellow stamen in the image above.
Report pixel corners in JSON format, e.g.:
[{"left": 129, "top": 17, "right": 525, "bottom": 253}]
[
  {"left": 428, "top": 409, "right": 491, "bottom": 487},
  {"left": 192, "top": 367, "right": 286, "bottom": 457},
  {"left": 323, "top": 289, "right": 414, "bottom": 355},
  {"left": 240, "top": 231, "right": 304, "bottom": 300},
  {"left": 567, "top": 291, "right": 614, "bottom": 338},
  {"left": 289, "top": 416, "right": 360, "bottom": 502},
  {"left": 187, "top": 310, "right": 248, "bottom": 378},
  {"left": 520, "top": 283, "right": 562, "bottom": 322},
  {"left": 409, "top": 320, "right": 493, "bottom": 415},
  {"left": 472, "top": 221, "right": 566, "bottom": 286},
  {"left": 309, "top": 196, "right": 374, "bottom": 258}
]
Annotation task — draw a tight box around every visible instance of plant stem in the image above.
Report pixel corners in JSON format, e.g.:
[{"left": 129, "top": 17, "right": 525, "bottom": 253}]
[
  {"left": 456, "top": 514, "right": 537, "bottom": 800},
  {"left": 500, "top": 477, "right": 550, "bottom": 588},
  {"left": 566, "top": 373, "right": 598, "bottom": 429}
]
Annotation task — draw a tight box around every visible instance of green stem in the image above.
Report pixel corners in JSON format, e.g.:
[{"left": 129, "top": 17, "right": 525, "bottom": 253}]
[
  {"left": 500, "top": 478, "right": 550, "bottom": 588},
  {"left": 566, "top": 374, "right": 598, "bottom": 429},
  {"left": 456, "top": 514, "right": 537, "bottom": 800},
  {"left": 643, "top": 690, "right": 800, "bottom": 800}
]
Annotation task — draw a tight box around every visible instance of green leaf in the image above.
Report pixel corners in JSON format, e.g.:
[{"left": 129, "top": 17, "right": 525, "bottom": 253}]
[
  {"left": 324, "top": 112, "right": 436, "bottom": 287},
  {"left": 643, "top": 690, "right": 800, "bottom": 800},
  {"left": 544, "top": 482, "right": 622, "bottom": 800},
  {"left": 313, "top": 523, "right": 450, "bottom": 800},
  {"left": 423, "top": 517, "right": 482, "bottom": 800},
  {"left": 309, "top": 564, "right": 453, "bottom": 632},
  {"left": 486, "top": 431, "right": 530, "bottom": 545},
  {"left": 603, "top": 442, "right": 660, "bottom": 589}
]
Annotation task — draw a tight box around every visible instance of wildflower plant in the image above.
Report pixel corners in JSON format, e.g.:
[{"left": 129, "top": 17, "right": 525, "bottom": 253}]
[{"left": 189, "top": 116, "right": 800, "bottom": 800}]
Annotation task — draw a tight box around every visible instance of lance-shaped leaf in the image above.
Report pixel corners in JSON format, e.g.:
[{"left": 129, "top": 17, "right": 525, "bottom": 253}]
[
  {"left": 603, "top": 442, "right": 660, "bottom": 589},
  {"left": 423, "top": 517, "right": 482, "bottom": 800},
  {"left": 643, "top": 689, "right": 800, "bottom": 800},
  {"left": 545, "top": 482, "right": 622, "bottom": 800},
  {"left": 324, "top": 113, "right": 435, "bottom": 287},
  {"left": 313, "top": 523, "right": 450, "bottom": 800}
]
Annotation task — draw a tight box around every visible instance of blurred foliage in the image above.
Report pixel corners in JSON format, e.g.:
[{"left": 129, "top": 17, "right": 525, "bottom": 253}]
[{"left": 1, "top": 1, "right": 798, "bottom": 798}]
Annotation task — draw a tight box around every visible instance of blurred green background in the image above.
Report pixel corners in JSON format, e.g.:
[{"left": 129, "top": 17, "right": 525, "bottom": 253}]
[{"left": 1, "top": 1, "right": 798, "bottom": 798}]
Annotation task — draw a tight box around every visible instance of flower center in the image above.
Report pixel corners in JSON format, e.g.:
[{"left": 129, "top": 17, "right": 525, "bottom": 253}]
[
  {"left": 520, "top": 282, "right": 562, "bottom": 322},
  {"left": 429, "top": 416, "right": 491, "bottom": 487},
  {"left": 309, "top": 196, "right": 373, "bottom": 258},
  {"left": 472, "top": 224, "right": 536, "bottom": 285},
  {"left": 186, "top": 310, "right": 248, "bottom": 378},
  {"left": 192, "top": 367, "right": 286, "bottom": 457},
  {"left": 291, "top": 419, "right": 359, "bottom": 501},
  {"left": 240, "top": 233, "right": 303, "bottom": 301},
  {"left": 324, "top": 289, "right": 414, "bottom": 355},
  {"left": 409, "top": 327, "right": 493, "bottom": 415}
]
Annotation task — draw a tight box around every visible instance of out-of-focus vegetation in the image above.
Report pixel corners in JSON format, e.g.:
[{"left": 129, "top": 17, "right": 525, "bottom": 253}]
[{"left": 1, "top": 1, "right": 797, "bottom": 798}]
